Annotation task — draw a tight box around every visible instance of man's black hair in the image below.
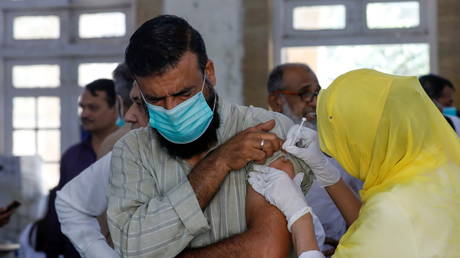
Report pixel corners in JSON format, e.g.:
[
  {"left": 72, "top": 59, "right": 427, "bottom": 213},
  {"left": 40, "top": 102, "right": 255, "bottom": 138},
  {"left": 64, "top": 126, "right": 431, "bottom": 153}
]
[
  {"left": 419, "top": 74, "right": 455, "bottom": 100},
  {"left": 85, "top": 79, "right": 116, "bottom": 107},
  {"left": 125, "top": 15, "right": 208, "bottom": 78}
]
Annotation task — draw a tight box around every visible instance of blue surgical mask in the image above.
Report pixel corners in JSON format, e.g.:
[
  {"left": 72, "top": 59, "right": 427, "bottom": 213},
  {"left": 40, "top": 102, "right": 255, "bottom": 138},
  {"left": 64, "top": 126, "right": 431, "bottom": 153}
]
[
  {"left": 115, "top": 117, "right": 126, "bottom": 127},
  {"left": 443, "top": 106, "right": 457, "bottom": 117},
  {"left": 140, "top": 75, "right": 216, "bottom": 144}
]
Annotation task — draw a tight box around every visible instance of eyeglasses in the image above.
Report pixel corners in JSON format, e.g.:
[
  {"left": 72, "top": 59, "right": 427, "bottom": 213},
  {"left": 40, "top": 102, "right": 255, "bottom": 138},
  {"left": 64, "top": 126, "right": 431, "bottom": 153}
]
[{"left": 275, "top": 88, "right": 320, "bottom": 102}]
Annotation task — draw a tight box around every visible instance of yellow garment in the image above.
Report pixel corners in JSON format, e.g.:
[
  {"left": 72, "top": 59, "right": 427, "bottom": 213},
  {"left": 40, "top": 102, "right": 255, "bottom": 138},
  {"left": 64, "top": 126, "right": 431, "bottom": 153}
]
[{"left": 317, "top": 69, "right": 460, "bottom": 257}]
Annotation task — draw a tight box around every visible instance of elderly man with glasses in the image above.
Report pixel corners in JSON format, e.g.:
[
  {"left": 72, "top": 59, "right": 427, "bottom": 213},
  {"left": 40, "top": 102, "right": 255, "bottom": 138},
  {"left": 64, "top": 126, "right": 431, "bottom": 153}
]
[
  {"left": 267, "top": 63, "right": 320, "bottom": 129},
  {"left": 267, "top": 63, "right": 362, "bottom": 256}
]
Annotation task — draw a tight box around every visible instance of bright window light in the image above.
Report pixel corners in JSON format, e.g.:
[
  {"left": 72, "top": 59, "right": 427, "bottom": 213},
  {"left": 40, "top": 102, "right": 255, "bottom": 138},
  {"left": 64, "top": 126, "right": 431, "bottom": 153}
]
[
  {"left": 293, "top": 5, "right": 346, "bottom": 30},
  {"left": 79, "top": 12, "right": 126, "bottom": 38},
  {"left": 13, "top": 15, "right": 60, "bottom": 39}
]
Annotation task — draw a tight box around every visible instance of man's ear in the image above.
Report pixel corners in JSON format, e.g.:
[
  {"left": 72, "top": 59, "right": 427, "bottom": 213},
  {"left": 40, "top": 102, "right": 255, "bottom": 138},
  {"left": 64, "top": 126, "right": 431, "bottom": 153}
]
[
  {"left": 205, "top": 59, "right": 217, "bottom": 87},
  {"left": 268, "top": 93, "right": 283, "bottom": 113}
]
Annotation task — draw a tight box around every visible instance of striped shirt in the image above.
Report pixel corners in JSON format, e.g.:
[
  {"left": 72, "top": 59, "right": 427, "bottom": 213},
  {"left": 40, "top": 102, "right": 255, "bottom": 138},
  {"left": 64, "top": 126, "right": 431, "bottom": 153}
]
[{"left": 107, "top": 98, "right": 313, "bottom": 257}]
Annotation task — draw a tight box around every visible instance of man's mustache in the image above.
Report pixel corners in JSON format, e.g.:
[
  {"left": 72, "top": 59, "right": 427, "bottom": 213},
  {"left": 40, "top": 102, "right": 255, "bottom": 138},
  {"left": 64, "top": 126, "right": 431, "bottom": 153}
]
[{"left": 81, "top": 118, "right": 94, "bottom": 124}]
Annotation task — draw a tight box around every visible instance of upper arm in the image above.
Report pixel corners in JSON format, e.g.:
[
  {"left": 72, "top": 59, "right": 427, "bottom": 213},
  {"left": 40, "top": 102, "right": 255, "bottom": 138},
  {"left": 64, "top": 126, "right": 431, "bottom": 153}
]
[
  {"left": 244, "top": 158, "right": 295, "bottom": 258},
  {"left": 245, "top": 186, "right": 292, "bottom": 257}
]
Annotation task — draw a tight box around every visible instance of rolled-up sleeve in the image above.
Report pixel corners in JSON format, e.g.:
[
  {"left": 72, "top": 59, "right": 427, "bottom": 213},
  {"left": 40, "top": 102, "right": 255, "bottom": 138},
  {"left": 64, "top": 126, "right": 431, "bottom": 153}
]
[{"left": 107, "top": 134, "right": 210, "bottom": 258}]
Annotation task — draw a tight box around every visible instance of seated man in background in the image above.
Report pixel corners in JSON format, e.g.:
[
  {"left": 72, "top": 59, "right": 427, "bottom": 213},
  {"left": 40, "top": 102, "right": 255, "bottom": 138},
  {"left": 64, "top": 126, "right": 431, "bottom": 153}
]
[
  {"left": 108, "top": 15, "right": 314, "bottom": 257},
  {"left": 419, "top": 74, "right": 460, "bottom": 135},
  {"left": 267, "top": 63, "right": 362, "bottom": 255}
]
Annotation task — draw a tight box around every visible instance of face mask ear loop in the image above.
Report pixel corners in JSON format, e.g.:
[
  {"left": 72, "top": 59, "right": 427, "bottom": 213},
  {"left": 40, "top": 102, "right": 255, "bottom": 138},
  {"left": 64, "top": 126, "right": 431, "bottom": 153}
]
[
  {"left": 200, "top": 73, "right": 207, "bottom": 92},
  {"left": 117, "top": 95, "right": 124, "bottom": 117},
  {"left": 202, "top": 73, "right": 217, "bottom": 113},
  {"left": 138, "top": 82, "right": 149, "bottom": 105}
]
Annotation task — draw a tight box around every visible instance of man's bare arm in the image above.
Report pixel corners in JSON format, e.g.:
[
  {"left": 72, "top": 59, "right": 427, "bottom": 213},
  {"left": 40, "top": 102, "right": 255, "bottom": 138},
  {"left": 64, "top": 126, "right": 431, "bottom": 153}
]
[
  {"left": 178, "top": 186, "right": 291, "bottom": 258},
  {"left": 178, "top": 157, "right": 293, "bottom": 258}
]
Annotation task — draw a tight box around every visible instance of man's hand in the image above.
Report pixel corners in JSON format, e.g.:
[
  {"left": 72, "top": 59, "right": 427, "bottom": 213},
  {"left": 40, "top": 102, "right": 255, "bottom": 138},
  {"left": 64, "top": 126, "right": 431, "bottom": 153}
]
[
  {"left": 190, "top": 120, "right": 283, "bottom": 209},
  {"left": 211, "top": 120, "right": 283, "bottom": 171}
]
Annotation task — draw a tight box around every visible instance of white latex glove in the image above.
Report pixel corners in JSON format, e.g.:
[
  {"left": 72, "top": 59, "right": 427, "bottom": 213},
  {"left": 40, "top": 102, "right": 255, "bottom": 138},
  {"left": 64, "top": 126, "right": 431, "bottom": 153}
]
[
  {"left": 248, "top": 165, "right": 311, "bottom": 231},
  {"left": 282, "top": 125, "right": 340, "bottom": 187},
  {"left": 299, "top": 250, "right": 326, "bottom": 258}
]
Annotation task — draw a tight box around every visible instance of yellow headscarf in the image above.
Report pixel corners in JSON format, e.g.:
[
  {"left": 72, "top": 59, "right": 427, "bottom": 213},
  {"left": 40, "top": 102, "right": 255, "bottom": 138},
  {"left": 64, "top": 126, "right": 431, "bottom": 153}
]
[{"left": 317, "top": 69, "right": 460, "bottom": 201}]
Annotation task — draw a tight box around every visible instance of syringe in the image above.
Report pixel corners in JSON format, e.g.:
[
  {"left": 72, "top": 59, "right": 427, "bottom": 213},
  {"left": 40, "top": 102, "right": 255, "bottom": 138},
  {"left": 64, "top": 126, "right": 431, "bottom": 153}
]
[{"left": 295, "top": 117, "right": 307, "bottom": 147}]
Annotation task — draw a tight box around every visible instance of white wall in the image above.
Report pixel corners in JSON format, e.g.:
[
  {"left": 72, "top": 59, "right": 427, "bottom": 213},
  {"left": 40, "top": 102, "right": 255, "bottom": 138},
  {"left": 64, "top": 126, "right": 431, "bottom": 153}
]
[{"left": 164, "top": 0, "right": 244, "bottom": 105}]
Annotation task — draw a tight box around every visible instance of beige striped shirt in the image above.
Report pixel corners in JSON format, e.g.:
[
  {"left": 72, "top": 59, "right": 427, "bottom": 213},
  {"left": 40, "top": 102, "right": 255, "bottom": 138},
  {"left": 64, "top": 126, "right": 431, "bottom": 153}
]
[{"left": 107, "top": 98, "right": 313, "bottom": 257}]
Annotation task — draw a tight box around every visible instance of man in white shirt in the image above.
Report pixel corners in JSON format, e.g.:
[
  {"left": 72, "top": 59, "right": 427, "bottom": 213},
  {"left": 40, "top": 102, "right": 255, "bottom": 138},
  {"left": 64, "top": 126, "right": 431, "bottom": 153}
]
[{"left": 55, "top": 82, "right": 148, "bottom": 258}]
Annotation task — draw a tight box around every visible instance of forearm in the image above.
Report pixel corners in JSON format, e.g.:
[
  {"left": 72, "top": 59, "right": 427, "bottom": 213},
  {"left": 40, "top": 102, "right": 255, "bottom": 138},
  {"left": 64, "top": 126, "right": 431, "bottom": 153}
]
[
  {"left": 55, "top": 155, "right": 113, "bottom": 256},
  {"left": 188, "top": 150, "right": 231, "bottom": 209},
  {"left": 55, "top": 194, "right": 112, "bottom": 257},
  {"left": 325, "top": 178, "right": 362, "bottom": 226},
  {"left": 108, "top": 180, "right": 211, "bottom": 257},
  {"left": 291, "top": 214, "right": 319, "bottom": 256}
]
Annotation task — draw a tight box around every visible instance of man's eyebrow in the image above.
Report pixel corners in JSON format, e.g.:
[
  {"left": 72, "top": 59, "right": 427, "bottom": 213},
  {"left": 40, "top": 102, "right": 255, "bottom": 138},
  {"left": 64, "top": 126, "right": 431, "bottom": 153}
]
[
  {"left": 144, "top": 86, "right": 196, "bottom": 99},
  {"left": 298, "top": 84, "right": 312, "bottom": 92},
  {"left": 172, "top": 86, "right": 194, "bottom": 96}
]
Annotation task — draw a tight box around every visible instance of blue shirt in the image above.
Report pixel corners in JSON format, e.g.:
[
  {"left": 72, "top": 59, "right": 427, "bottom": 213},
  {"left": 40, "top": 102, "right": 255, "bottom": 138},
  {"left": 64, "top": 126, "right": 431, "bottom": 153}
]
[{"left": 57, "top": 136, "right": 97, "bottom": 189}]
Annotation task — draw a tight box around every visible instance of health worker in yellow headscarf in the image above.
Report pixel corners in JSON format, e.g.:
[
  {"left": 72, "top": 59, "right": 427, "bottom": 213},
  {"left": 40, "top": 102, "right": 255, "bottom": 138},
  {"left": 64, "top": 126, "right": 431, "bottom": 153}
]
[{"left": 248, "top": 69, "right": 460, "bottom": 258}]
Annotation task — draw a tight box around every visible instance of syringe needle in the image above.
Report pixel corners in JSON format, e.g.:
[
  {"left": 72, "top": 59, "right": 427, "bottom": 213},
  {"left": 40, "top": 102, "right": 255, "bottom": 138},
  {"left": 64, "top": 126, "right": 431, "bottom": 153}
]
[{"left": 295, "top": 117, "right": 307, "bottom": 146}]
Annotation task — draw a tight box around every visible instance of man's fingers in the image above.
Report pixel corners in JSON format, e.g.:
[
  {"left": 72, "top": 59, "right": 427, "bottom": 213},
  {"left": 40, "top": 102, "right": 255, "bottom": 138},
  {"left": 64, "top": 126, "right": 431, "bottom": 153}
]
[
  {"left": 254, "top": 119, "right": 276, "bottom": 132},
  {"left": 259, "top": 133, "right": 282, "bottom": 150},
  {"left": 252, "top": 149, "right": 267, "bottom": 163}
]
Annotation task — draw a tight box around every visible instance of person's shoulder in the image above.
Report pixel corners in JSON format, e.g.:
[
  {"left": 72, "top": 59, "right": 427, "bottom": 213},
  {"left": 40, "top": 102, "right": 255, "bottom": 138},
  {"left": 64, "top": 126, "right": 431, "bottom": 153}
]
[
  {"left": 98, "top": 125, "right": 131, "bottom": 157},
  {"left": 233, "top": 103, "right": 294, "bottom": 134},
  {"left": 246, "top": 105, "right": 293, "bottom": 125},
  {"left": 113, "top": 127, "right": 151, "bottom": 149},
  {"left": 61, "top": 141, "right": 86, "bottom": 159}
]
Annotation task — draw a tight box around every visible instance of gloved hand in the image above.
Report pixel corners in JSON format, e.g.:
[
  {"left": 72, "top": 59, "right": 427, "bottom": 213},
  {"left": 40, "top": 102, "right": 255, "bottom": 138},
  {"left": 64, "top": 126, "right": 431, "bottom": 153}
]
[
  {"left": 299, "top": 250, "right": 326, "bottom": 258},
  {"left": 248, "top": 165, "right": 312, "bottom": 231},
  {"left": 282, "top": 125, "right": 341, "bottom": 187}
]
